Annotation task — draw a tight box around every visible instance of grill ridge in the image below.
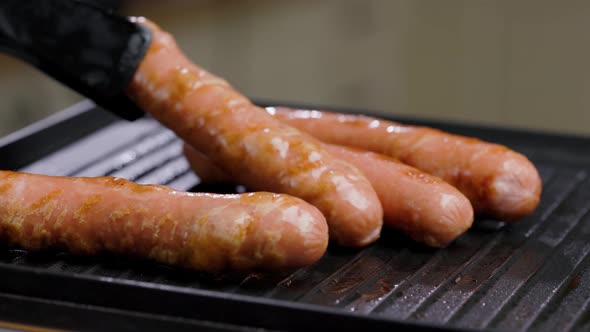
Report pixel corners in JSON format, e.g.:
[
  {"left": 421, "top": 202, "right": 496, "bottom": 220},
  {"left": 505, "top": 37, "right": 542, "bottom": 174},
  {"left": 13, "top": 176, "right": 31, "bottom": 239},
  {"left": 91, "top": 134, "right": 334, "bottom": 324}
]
[
  {"left": 3, "top": 106, "right": 590, "bottom": 331},
  {"left": 490, "top": 181, "right": 590, "bottom": 330},
  {"left": 451, "top": 171, "right": 589, "bottom": 328},
  {"left": 532, "top": 249, "right": 590, "bottom": 332},
  {"left": 511, "top": 217, "right": 590, "bottom": 332},
  {"left": 356, "top": 164, "right": 562, "bottom": 321},
  {"left": 68, "top": 125, "right": 166, "bottom": 177},
  {"left": 300, "top": 245, "right": 395, "bottom": 306},
  {"left": 296, "top": 246, "right": 381, "bottom": 303}
]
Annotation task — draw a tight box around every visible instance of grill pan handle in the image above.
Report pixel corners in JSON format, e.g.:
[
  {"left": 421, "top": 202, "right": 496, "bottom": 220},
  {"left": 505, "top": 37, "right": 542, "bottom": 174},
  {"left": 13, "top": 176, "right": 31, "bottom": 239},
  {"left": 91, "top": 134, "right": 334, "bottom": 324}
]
[{"left": 0, "top": 0, "right": 151, "bottom": 120}]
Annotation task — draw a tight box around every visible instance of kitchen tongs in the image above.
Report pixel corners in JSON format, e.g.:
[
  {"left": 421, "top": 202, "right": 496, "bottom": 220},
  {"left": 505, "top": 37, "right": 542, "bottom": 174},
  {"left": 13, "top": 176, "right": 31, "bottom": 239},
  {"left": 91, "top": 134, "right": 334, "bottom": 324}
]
[{"left": 0, "top": 0, "right": 152, "bottom": 120}]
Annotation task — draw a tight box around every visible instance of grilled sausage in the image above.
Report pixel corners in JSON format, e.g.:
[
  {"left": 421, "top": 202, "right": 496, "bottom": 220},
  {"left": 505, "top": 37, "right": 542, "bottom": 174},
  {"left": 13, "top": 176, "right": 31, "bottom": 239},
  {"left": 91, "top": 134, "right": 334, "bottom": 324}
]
[
  {"left": 0, "top": 171, "right": 328, "bottom": 272},
  {"left": 183, "top": 144, "right": 230, "bottom": 184},
  {"left": 184, "top": 143, "right": 474, "bottom": 247},
  {"left": 270, "top": 107, "right": 542, "bottom": 221},
  {"left": 126, "top": 19, "right": 383, "bottom": 247}
]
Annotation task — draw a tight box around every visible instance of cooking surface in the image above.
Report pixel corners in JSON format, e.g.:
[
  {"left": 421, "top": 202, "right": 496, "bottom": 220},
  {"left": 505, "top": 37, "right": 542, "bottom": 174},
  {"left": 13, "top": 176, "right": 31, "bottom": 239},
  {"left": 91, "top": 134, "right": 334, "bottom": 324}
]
[{"left": 1, "top": 102, "right": 590, "bottom": 331}]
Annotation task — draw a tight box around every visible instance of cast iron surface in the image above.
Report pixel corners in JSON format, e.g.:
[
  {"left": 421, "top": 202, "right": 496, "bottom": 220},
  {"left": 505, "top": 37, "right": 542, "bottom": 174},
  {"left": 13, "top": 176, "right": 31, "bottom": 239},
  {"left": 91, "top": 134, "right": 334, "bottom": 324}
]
[{"left": 1, "top": 101, "right": 590, "bottom": 331}]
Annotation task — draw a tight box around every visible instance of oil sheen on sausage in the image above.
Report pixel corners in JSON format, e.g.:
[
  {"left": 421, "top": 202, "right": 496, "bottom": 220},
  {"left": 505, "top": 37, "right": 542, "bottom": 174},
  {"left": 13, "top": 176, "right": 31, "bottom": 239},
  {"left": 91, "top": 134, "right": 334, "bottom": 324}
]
[
  {"left": 184, "top": 143, "right": 474, "bottom": 247},
  {"left": 126, "top": 19, "right": 383, "bottom": 247},
  {"left": 0, "top": 171, "right": 328, "bottom": 272}
]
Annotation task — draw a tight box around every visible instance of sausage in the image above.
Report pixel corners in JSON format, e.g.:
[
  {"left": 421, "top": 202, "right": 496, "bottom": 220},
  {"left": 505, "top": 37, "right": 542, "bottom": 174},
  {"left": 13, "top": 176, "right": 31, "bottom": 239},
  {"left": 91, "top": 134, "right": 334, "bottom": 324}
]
[
  {"left": 126, "top": 19, "right": 383, "bottom": 247},
  {"left": 0, "top": 171, "right": 328, "bottom": 272},
  {"left": 326, "top": 145, "right": 474, "bottom": 247},
  {"left": 183, "top": 144, "right": 231, "bottom": 184},
  {"left": 269, "top": 107, "right": 542, "bottom": 221},
  {"left": 184, "top": 143, "right": 474, "bottom": 247}
]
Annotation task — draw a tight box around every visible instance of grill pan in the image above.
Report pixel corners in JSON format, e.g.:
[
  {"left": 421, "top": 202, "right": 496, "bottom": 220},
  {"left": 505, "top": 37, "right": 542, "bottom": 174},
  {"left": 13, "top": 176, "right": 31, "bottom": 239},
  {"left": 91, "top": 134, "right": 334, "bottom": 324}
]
[{"left": 0, "top": 100, "right": 589, "bottom": 331}]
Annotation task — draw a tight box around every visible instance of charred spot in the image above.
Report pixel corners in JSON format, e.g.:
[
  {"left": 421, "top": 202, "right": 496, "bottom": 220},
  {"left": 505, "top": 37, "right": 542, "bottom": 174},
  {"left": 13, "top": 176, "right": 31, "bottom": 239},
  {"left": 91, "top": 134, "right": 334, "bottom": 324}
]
[
  {"left": 0, "top": 183, "right": 12, "bottom": 195},
  {"left": 457, "top": 136, "right": 482, "bottom": 145},
  {"left": 0, "top": 172, "right": 18, "bottom": 180},
  {"left": 130, "top": 183, "right": 158, "bottom": 194},
  {"left": 76, "top": 195, "right": 103, "bottom": 220},
  {"left": 29, "top": 189, "right": 63, "bottom": 211}
]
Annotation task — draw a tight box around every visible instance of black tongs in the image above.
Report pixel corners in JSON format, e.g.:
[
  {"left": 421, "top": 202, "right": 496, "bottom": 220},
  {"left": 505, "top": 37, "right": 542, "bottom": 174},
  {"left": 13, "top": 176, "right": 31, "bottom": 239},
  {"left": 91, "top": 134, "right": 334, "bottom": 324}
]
[{"left": 0, "top": 0, "right": 152, "bottom": 120}]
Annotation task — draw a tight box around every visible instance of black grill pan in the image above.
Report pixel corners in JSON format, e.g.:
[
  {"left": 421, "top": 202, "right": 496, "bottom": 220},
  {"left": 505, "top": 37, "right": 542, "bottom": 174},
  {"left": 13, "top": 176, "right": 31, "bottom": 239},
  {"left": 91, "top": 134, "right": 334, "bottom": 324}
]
[{"left": 0, "top": 100, "right": 589, "bottom": 331}]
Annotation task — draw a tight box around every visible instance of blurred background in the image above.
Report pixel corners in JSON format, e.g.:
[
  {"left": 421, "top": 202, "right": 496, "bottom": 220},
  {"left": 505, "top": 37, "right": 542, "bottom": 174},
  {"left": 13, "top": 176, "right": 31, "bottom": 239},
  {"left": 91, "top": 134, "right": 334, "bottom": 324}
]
[{"left": 0, "top": 0, "right": 588, "bottom": 137}]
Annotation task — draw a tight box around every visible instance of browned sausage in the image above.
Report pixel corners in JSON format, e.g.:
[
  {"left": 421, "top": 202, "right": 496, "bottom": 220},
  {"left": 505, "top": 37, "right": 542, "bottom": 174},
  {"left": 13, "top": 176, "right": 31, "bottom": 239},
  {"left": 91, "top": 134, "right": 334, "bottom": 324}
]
[
  {"left": 184, "top": 143, "right": 474, "bottom": 247},
  {"left": 270, "top": 107, "right": 542, "bottom": 221},
  {"left": 0, "top": 171, "right": 328, "bottom": 272},
  {"left": 125, "top": 19, "right": 383, "bottom": 247}
]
